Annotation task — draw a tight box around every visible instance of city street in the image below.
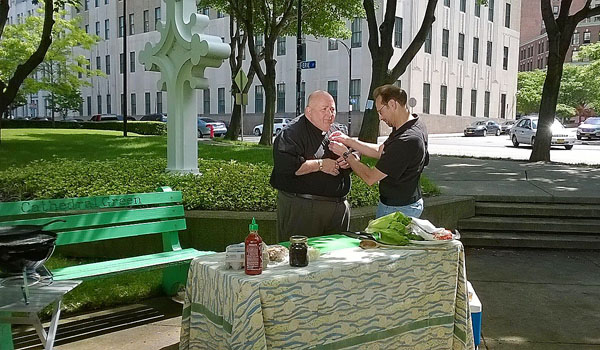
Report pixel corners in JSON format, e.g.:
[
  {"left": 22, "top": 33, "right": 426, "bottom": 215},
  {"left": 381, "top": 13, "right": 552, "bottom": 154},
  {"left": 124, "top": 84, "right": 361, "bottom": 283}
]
[{"left": 222, "top": 132, "right": 600, "bottom": 166}]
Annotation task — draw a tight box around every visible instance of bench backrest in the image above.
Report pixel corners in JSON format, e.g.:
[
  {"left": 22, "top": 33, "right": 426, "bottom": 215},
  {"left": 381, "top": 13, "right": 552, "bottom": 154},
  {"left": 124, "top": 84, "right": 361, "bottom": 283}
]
[{"left": 0, "top": 187, "right": 185, "bottom": 247}]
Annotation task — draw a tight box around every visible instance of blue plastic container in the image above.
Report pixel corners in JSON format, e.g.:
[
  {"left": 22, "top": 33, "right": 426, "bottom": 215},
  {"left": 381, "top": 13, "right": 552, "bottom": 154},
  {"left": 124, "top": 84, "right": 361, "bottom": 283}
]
[{"left": 467, "top": 281, "right": 482, "bottom": 348}]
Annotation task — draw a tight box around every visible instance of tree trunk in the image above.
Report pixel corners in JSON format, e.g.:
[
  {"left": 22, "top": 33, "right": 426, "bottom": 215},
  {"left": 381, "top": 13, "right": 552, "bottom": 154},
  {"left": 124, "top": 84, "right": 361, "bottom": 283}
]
[
  {"left": 258, "top": 54, "right": 276, "bottom": 145},
  {"left": 359, "top": 56, "right": 389, "bottom": 143},
  {"left": 226, "top": 101, "right": 242, "bottom": 140}
]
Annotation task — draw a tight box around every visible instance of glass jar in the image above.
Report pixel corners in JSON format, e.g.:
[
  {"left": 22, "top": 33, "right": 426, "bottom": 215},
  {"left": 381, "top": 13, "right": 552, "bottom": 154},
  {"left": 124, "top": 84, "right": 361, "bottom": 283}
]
[{"left": 289, "top": 235, "right": 308, "bottom": 267}]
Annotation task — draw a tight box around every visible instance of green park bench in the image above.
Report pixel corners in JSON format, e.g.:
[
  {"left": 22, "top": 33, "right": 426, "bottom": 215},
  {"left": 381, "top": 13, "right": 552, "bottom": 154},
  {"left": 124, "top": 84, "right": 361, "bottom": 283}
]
[{"left": 0, "top": 186, "right": 212, "bottom": 296}]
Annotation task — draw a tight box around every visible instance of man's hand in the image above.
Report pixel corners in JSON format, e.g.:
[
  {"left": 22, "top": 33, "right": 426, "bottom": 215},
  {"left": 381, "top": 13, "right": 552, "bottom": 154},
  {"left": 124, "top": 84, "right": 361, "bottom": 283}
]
[
  {"left": 328, "top": 140, "right": 349, "bottom": 157},
  {"left": 330, "top": 131, "right": 352, "bottom": 145},
  {"left": 336, "top": 156, "right": 350, "bottom": 169},
  {"left": 320, "top": 158, "right": 340, "bottom": 176}
]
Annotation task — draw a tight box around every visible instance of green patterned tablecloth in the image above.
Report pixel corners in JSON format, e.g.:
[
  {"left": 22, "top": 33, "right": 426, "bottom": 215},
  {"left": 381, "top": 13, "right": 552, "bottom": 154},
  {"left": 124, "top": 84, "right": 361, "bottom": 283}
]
[{"left": 179, "top": 236, "right": 474, "bottom": 350}]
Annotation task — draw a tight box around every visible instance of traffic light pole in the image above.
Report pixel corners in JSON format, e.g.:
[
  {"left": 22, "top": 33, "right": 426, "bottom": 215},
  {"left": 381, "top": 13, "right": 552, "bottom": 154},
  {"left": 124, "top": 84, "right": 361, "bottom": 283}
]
[{"left": 296, "top": 0, "right": 302, "bottom": 117}]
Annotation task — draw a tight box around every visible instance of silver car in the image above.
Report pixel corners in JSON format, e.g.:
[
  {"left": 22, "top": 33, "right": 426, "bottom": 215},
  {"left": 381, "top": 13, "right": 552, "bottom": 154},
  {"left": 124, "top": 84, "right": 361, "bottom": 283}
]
[
  {"left": 463, "top": 120, "right": 501, "bottom": 136},
  {"left": 510, "top": 116, "right": 575, "bottom": 150},
  {"left": 576, "top": 117, "right": 600, "bottom": 140},
  {"left": 198, "top": 117, "right": 227, "bottom": 138}
]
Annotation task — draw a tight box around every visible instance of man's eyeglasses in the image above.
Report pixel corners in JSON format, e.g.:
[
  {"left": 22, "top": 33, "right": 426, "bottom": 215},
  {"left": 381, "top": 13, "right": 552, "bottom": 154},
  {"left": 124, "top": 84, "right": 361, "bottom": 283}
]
[{"left": 376, "top": 103, "right": 388, "bottom": 115}]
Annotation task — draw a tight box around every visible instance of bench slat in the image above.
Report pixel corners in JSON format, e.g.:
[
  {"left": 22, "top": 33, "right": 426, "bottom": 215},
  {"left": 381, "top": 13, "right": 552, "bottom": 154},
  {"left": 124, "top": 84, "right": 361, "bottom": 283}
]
[
  {"left": 55, "top": 219, "right": 187, "bottom": 246},
  {"left": 51, "top": 249, "right": 213, "bottom": 281},
  {"left": 0, "top": 191, "right": 183, "bottom": 217},
  {"left": 0, "top": 205, "right": 185, "bottom": 231}
]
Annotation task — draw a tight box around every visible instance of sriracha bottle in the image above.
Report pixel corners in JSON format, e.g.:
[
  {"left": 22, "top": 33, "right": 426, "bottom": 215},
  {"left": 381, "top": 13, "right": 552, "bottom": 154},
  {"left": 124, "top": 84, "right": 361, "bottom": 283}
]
[{"left": 244, "top": 218, "right": 263, "bottom": 275}]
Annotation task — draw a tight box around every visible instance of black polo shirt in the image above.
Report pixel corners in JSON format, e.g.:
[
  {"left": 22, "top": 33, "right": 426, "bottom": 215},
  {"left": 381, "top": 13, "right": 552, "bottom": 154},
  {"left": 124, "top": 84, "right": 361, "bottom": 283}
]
[
  {"left": 375, "top": 117, "right": 429, "bottom": 206},
  {"left": 269, "top": 116, "right": 351, "bottom": 197}
]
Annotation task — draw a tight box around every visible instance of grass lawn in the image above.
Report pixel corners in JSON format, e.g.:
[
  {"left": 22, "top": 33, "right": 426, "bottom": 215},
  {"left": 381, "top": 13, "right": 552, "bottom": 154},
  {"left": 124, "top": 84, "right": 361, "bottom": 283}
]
[{"left": 0, "top": 128, "right": 273, "bottom": 170}]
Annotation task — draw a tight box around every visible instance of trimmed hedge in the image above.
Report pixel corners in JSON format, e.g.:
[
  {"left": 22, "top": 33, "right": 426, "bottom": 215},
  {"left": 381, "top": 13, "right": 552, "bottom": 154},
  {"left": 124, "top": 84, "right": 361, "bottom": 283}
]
[
  {"left": 0, "top": 157, "right": 439, "bottom": 210},
  {"left": 0, "top": 119, "right": 166, "bottom": 135}
]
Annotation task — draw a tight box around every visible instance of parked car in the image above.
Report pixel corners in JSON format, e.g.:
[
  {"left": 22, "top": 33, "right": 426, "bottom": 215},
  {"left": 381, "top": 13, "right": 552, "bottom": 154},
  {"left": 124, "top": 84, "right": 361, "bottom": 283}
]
[
  {"left": 253, "top": 118, "right": 293, "bottom": 136},
  {"left": 463, "top": 120, "right": 501, "bottom": 136},
  {"left": 141, "top": 113, "right": 167, "bottom": 122},
  {"left": 510, "top": 116, "right": 576, "bottom": 150},
  {"left": 198, "top": 117, "right": 227, "bottom": 138},
  {"left": 59, "top": 118, "right": 84, "bottom": 122},
  {"left": 500, "top": 120, "right": 515, "bottom": 134},
  {"left": 576, "top": 116, "right": 600, "bottom": 140},
  {"left": 29, "top": 116, "right": 50, "bottom": 121}
]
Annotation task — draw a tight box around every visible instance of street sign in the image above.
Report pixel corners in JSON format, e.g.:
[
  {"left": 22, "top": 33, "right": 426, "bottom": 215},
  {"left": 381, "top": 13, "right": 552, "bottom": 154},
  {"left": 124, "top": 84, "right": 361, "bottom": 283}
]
[
  {"left": 234, "top": 70, "right": 248, "bottom": 90},
  {"left": 408, "top": 97, "right": 417, "bottom": 108},
  {"left": 235, "top": 93, "right": 248, "bottom": 106},
  {"left": 300, "top": 61, "right": 316, "bottom": 69}
]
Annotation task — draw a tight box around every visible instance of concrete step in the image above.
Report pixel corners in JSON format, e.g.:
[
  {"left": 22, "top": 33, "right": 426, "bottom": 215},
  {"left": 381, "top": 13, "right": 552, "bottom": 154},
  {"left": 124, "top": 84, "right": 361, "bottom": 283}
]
[
  {"left": 458, "top": 216, "right": 600, "bottom": 234},
  {"left": 460, "top": 231, "right": 600, "bottom": 250},
  {"left": 475, "top": 202, "right": 600, "bottom": 218}
]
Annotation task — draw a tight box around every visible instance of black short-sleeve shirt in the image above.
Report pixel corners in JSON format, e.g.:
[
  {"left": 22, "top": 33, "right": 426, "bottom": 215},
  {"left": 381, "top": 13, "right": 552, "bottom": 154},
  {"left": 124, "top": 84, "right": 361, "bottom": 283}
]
[
  {"left": 375, "top": 117, "right": 428, "bottom": 206},
  {"left": 269, "top": 116, "right": 351, "bottom": 197}
]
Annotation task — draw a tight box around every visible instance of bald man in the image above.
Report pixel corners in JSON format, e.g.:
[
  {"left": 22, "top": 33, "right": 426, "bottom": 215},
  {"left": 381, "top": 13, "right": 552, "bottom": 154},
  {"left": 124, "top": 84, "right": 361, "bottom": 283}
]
[{"left": 270, "top": 91, "right": 351, "bottom": 241}]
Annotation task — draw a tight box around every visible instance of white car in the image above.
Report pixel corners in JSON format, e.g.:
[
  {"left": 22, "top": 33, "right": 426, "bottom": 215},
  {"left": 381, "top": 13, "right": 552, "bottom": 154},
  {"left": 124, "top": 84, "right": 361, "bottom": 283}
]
[
  {"left": 510, "top": 116, "right": 576, "bottom": 150},
  {"left": 577, "top": 117, "right": 600, "bottom": 140},
  {"left": 253, "top": 118, "right": 293, "bottom": 136}
]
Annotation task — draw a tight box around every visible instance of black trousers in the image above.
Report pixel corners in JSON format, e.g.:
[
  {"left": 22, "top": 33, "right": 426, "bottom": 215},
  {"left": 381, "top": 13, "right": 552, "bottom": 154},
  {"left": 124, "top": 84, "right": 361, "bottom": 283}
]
[{"left": 276, "top": 191, "right": 350, "bottom": 242}]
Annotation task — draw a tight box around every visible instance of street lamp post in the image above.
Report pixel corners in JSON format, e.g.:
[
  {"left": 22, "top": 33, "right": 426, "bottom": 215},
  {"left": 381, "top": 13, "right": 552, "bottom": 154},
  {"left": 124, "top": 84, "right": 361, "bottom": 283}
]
[{"left": 332, "top": 39, "right": 352, "bottom": 135}]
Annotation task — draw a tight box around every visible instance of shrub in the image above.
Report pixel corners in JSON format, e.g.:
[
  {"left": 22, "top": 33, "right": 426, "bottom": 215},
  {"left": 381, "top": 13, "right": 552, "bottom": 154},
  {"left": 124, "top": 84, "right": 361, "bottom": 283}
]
[
  {"left": 1, "top": 119, "right": 166, "bottom": 135},
  {"left": 0, "top": 157, "right": 438, "bottom": 209}
]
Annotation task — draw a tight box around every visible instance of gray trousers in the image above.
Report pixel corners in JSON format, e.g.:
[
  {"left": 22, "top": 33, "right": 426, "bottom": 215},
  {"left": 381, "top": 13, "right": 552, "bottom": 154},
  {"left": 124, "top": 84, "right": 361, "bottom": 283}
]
[{"left": 276, "top": 191, "right": 350, "bottom": 242}]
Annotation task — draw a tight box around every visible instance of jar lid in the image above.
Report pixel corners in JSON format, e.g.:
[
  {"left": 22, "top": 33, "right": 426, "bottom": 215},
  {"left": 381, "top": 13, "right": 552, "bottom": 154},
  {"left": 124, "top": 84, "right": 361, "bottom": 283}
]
[{"left": 290, "top": 235, "right": 308, "bottom": 244}]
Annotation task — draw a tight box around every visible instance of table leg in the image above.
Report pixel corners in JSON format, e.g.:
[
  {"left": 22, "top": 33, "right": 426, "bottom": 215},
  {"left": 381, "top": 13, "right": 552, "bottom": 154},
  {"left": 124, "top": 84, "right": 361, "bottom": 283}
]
[
  {"left": 44, "top": 299, "right": 62, "bottom": 350},
  {"left": 30, "top": 313, "right": 48, "bottom": 348},
  {"left": 0, "top": 312, "right": 15, "bottom": 350}
]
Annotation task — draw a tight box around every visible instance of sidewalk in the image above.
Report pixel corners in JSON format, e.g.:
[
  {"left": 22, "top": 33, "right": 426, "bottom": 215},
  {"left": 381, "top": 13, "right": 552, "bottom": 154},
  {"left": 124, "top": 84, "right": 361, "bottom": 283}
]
[{"left": 12, "top": 156, "right": 600, "bottom": 350}]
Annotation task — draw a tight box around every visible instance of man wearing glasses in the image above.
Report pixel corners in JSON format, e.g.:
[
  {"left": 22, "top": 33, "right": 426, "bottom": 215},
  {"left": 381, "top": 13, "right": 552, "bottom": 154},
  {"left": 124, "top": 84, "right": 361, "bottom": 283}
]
[
  {"left": 329, "top": 84, "right": 429, "bottom": 218},
  {"left": 270, "top": 90, "right": 352, "bottom": 241}
]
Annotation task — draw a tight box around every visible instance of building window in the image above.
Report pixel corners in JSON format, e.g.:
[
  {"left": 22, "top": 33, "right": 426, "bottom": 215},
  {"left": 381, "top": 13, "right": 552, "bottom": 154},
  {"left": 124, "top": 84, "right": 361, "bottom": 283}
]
[
  {"left": 327, "top": 80, "right": 338, "bottom": 107},
  {"left": 78, "top": 63, "right": 82, "bottom": 79},
  {"left": 85, "top": 0, "right": 89, "bottom": 11},
  {"left": 440, "top": 85, "right": 447, "bottom": 115},
  {"left": 143, "top": 10, "right": 149, "bottom": 33},
  {"left": 328, "top": 38, "right": 338, "bottom": 50},
  {"left": 203, "top": 89, "right": 210, "bottom": 114},
  {"left": 277, "top": 36, "right": 286, "bottom": 56},
  {"left": 218, "top": 88, "right": 225, "bottom": 114},
  {"left": 456, "top": 87, "right": 463, "bottom": 116},
  {"left": 119, "top": 53, "right": 124, "bottom": 74},
  {"left": 505, "top": 3, "right": 511, "bottom": 28},
  {"left": 503, "top": 46, "right": 509, "bottom": 70},
  {"left": 85, "top": 24, "right": 89, "bottom": 33},
  {"left": 460, "top": 0, "right": 466, "bottom": 12},
  {"left": 120, "top": 93, "right": 125, "bottom": 115},
  {"left": 104, "top": 19, "right": 109, "bottom": 39},
  {"left": 145, "top": 92, "right": 151, "bottom": 114},
  {"left": 444, "top": 0, "right": 450, "bottom": 7},
  {"left": 486, "top": 41, "right": 493, "bottom": 66},
  {"left": 95, "top": 21, "right": 100, "bottom": 36},
  {"left": 202, "top": 7, "right": 209, "bottom": 16},
  {"left": 87, "top": 96, "right": 91, "bottom": 116},
  {"left": 458, "top": 33, "right": 465, "bottom": 60},
  {"left": 488, "top": 0, "right": 494, "bottom": 22},
  {"left": 255, "top": 35, "right": 263, "bottom": 54},
  {"left": 96, "top": 56, "right": 101, "bottom": 70},
  {"left": 394, "top": 17, "right": 403, "bottom": 48},
  {"left": 351, "top": 18, "right": 362, "bottom": 48},
  {"left": 572, "top": 31, "right": 580, "bottom": 45},
  {"left": 129, "top": 13, "right": 134, "bottom": 35},
  {"left": 155, "top": 7, "right": 161, "bottom": 29},
  {"left": 394, "top": 80, "right": 401, "bottom": 88},
  {"left": 424, "top": 29, "right": 432, "bottom": 54},
  {"left": 584, "top": 31, "right": 591, "bottom": 44},
  {"left": 553, "top": 6, "right": 559, "bottom": 15},
  {"left": 423, "top": 83, "right": 430, "bottom": 114},
  {"left": 106, "top": 94, "right": 111, "bottom": 114},
  {"left": 118, "top": 16, "right": 124, "bottom": 37},
  {"left": 105, "top": 0, "right": 108, "bottom": 5},
  {"left": 156, "top": 92, "right": 162, "bottom": 113},
  {"left": 442, "top": 29, "right": 449, "bottom": 57},
  {"left": 130, "top": 52, "right": 135, "bottom": 72},
  {"left": 470, "top": 89, "right": 477, "bottom": 117},
  {"left": 217, "top": 10, "right": 225, "bottom": 18},
  {"left": 255, "top": 85, "right": 263, "bottom": 113},
  {"left": 475, "top": 0, "right": 481, "bottom": 17},
  {"left": 130, "top": 93, "right": 137, "bottom": 116},
  {"left": 277, "top": 83, "right": 286, "bottom": 113},
  {"left": 97, "top": 95, "right": 102, "bottom": 114},
  {"left": 500, "top": 93, "right": 506, "bottom": 119},
  {"left": 95, "top": 0, "right": 98, "bottom": 7},
  {"left": 105, "top": 55, "right": 110, "bottom": 74},
  {"left": 484, "top": 91, "right": 490, "bottom": 118},
  {"left": 350, "top": 79, "right": 361, "bottom": 112}
]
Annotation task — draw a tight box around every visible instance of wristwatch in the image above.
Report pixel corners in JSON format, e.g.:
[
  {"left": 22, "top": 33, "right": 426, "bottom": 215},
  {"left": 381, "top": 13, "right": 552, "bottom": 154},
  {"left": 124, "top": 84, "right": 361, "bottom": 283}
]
[{"left": 318, "top": 159, "right": 323, "bottom": 171}]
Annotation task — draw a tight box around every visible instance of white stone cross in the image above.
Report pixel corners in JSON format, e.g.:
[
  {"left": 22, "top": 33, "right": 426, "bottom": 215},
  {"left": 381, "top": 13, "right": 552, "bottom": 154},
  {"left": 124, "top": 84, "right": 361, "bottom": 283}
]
[{"left": 140, "top": 0, "right": 230, "bottom": 174}]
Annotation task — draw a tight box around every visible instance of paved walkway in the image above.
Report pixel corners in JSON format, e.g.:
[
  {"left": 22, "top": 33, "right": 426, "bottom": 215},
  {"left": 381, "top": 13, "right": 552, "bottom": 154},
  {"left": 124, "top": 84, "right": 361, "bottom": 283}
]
[{"left": 12, "top": 156, "right": 600, "bottom": 350}]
